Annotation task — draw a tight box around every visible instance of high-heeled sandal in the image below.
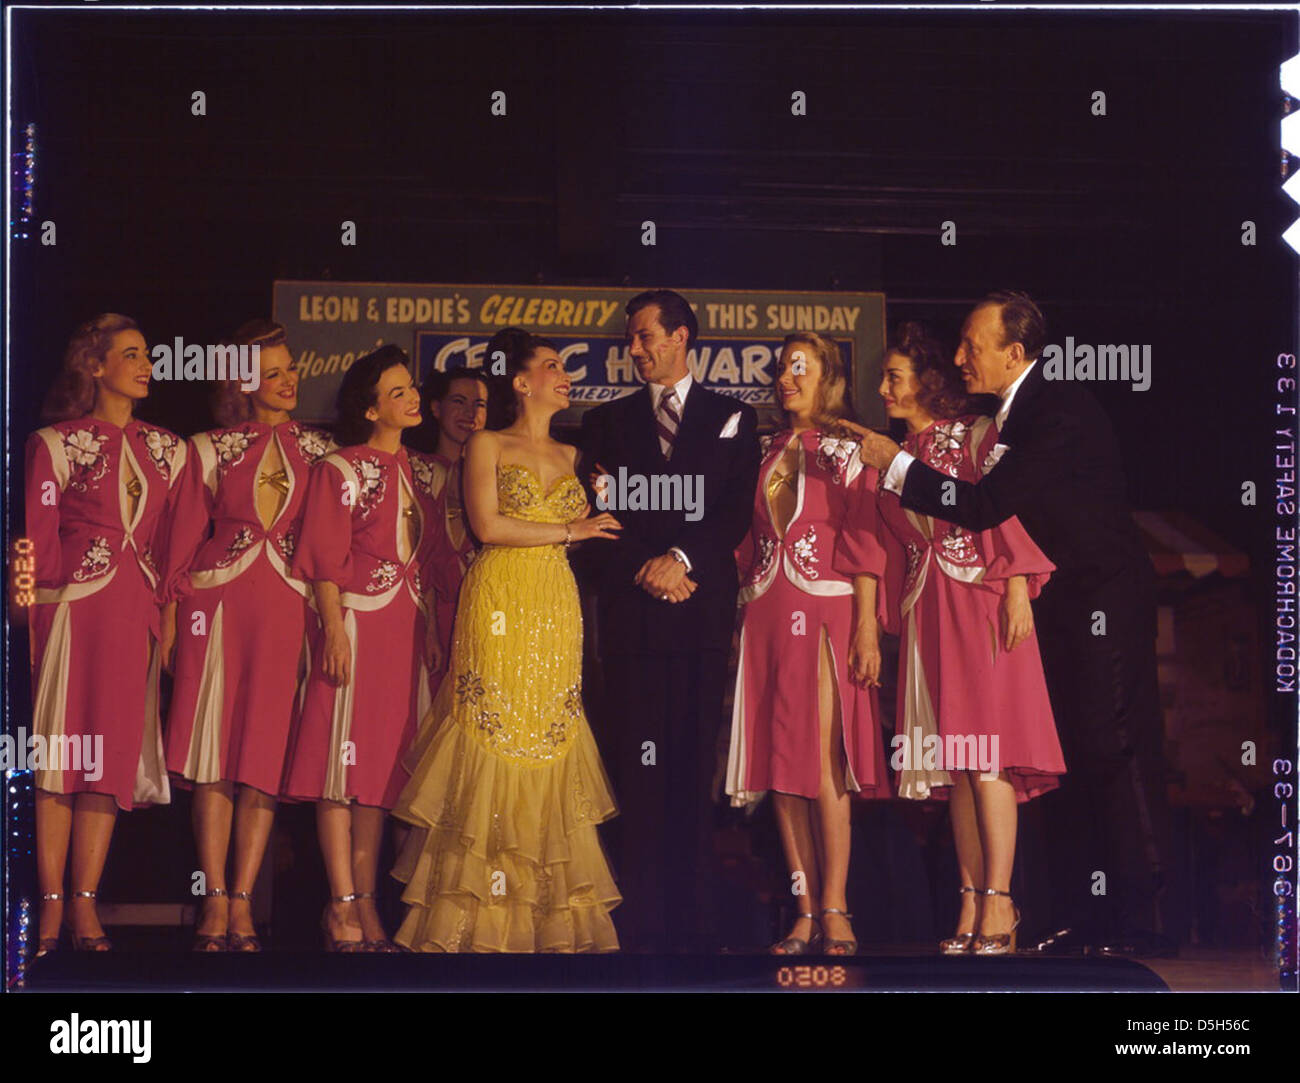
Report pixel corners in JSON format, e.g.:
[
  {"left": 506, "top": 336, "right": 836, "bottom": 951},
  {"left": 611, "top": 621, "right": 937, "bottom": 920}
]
[
  {"left": 972, "top": 888, "right": 1020, "bottom": 956},
  {"left": 353, "top": 892, "right": 398, "bottom": 952},
  {"left": 226, "top": 890, "right": 262, "bottom": 953},
  {"left": 36, "top": 892, "right": 64, "bottom": 957},
  {"left": 320, "top": 893, "right": 365, "bottom": 953},
  {"left": 69, "top": 890, "right": 112, "bottom": 952},
  {"left": 821, "top": 907, "right": 858, "bottom": 956},
  {"left": 191, "top": 887, "right": 229, "bottom": 952},
  {"left": 770, "top": 912, "right": 822, "bottom": 955},
  {"left": 940, "top": 885, "right": 980, "bottom": 955}
]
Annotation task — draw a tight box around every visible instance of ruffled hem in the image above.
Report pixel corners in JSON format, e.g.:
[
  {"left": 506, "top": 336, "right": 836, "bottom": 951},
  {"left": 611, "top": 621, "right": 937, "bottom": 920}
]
[{"left": 390, "top": 705, "right": 621, "bottom": 953}]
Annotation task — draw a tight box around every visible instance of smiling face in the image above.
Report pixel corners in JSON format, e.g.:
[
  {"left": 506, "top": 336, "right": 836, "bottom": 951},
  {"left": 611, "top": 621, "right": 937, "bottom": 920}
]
[
  {"left": 92, "top": 329, "right": 152, "bottom": 403},
  {"left": 626, "top": 304, "right": 688, "bottom": 387},
  {"left": 431, "top": 375, "right": 489, "bottom": 446},
  {"left": 366, "top": 363, "right": 423, "bottom": 433},
  {"left": 878, "top": 349, "right": 933, "bottom": 430},
  {"left": 245, "top": 343, "right": 299, "bottom": 417},
  {"left": 775, "top": 342, "right": 825, "bottom": 423},
  {"left": 514, "top": 347, "right": 571, "bottom": 410},
  {"left": 956, "top": 303, "right": 1022, "bottom": 397}
]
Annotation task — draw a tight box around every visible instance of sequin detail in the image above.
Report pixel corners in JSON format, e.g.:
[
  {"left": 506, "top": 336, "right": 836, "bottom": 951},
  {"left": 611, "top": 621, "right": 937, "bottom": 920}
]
[
  {"left": 790, "top": 525, "right": 820, "bottom": 579},
  {"left": 72, "top": 536, "right": 112, "bottom": 581}
]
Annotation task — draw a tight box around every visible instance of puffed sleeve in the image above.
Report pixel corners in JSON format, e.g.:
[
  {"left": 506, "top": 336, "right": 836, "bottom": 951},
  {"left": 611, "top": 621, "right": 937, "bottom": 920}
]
[
  {"left": 292, "top": 459, "right": 354, "bottom": 587},
  {"left": 971, "top": 421, "right": 1054, "bottom": 596},
  {"left": 158, "top": 440, "right": 211, "bottom": 603},
  {"left": 24, "top": 431, "right": 63, "bottom": 589},
  {"left": 832, "top": 464, "right": 897, "bottom": 630}
]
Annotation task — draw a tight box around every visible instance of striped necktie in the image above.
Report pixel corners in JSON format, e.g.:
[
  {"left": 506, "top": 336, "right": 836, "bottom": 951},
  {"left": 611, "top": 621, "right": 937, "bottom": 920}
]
[{"left": 657, "top": 388, "right": 681, "bottom": 460}]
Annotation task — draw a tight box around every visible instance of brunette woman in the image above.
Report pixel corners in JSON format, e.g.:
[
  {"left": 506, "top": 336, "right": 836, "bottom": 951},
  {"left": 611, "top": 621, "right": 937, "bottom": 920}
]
[
  {"left": 26, "top": 314, "right": 185, "bottom": 954},
  {"left": 281, "top": 345, "right": 431, "bottom": 951},
  {"left": 841, "top": 323, "right": 1065, "bottom": 954}
]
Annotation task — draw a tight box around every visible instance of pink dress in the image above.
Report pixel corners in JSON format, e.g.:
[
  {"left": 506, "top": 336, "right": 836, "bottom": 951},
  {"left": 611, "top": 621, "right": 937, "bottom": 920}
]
[
  {"left": 877, "top": 415, "right": 1066, "bottom": 802},
  {"left": 408, "top": 450, "right": 477, "bottom": 698},
  {"left": 281, "top": 444, "right": 432, "bottom": 809},
  {"left": 24, "top": 417, "right": 186, "bottom": 810},
  {"left": 162, "top": 421, "right": 335, "bottom": 796},
  {"left": 725, "top": 428, "right": 892, "bottom": 804}
]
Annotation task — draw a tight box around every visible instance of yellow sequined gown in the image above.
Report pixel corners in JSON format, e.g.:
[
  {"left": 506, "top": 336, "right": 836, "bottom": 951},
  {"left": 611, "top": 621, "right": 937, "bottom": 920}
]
[{"left": 391, "top": 464, "right": 621, "bottom": 952}]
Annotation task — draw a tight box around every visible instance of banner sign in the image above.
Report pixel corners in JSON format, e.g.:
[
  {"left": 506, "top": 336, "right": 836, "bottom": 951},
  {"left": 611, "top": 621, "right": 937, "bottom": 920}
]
[{"left": 272, "top": 281, "right": 887, "bottom": 426}]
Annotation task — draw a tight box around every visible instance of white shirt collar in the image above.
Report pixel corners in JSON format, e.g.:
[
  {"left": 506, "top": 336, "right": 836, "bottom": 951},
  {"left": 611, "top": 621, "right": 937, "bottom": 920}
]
[
  {"left": 996, "top": 361, "right": 1036, "bottom": 429},
  {"left": 649, "top": 371, "right": 693, "bottom": 411}
]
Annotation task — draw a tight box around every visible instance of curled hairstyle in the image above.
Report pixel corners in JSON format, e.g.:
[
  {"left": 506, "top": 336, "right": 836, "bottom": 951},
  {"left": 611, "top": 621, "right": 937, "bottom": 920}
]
[
  {"left": 333, "top": 344, "right": 411, "bottom": 447},
  {"left": 887, "top": 321, "right": 969, "bottom": 420},
  {"left": 626, "top": 288, "right": 698, "bottom": 350},
  {"left": 483, "top": 327, "right": 557, "bottom": 429},
  {"left": 979, "top": 289, "right": 1047, "bottom": 362},
  {"left": 41, "top": 313, "right": 140, "bottom": 422},
  {"left": 780, "top": 331, "right": 857, "bottom": 431},
  {"left": 211, "top": 319, "right": 290, "bottom": 429}
]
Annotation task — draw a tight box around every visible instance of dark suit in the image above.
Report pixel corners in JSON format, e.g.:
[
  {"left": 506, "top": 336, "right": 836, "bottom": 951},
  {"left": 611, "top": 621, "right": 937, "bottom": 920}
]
[
  {"left": 579, "top": 383, "right": 760, "bottom": 952},
  {"left": 898, "top": 361, "right": 1170, "bottom": 939}
]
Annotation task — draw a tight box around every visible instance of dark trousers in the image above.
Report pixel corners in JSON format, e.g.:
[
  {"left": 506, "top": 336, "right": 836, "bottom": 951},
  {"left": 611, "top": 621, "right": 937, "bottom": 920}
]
[
  {"left": 601, "top": 647, "right": 729, "bottom": 953},
  {"left": 1033, "top": 584, "right": 1172, "bottom": 938}
]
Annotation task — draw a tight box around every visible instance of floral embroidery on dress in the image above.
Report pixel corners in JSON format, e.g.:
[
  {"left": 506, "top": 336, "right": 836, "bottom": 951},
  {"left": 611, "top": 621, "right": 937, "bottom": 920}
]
[
  {"left": 212, "top": 429, "right": 255, "bottom": 471},
  {"left": 275, "top": 528, "right": 297, "bottom": 561},
  {"left": 367, "top": 561, "right": 400, "bottom": 592},
  {"left": 749, "top": 534, "right": 776, "bottom": 584},
  {"left": 922, "top": 420, "right": 969, "bottom": 478},
  {"left": 938, "top": 524, "right": 979, "bottom": 566},
  {"left": 353, "top": 457, "right": 386, "bottom": 519},
  {"left": 904, "top": 540, "right": 924, "bottom": 593},
  {"left": 815, "top": 433, "right": 858, "bottom": 484},
  {"left": 140, "top": 427, "right": 180, "bottom": 480},
  {"left": 62, "top": 428, "right": 110, "bottom": 491},
  {"left": 294, "top": 425, "right": 333, "bottom": 465},
  {"left": 216, "top": 526, "right": 256, "bottom": 568},
  {"left": 790, "top": 526, "right": 820, "bottom": 579},
  {"left": 408, "top": 454, "right": 439, "bottom": 499},
  {"left": 72, "top": 536, "right": 112, "bottom": 581}
]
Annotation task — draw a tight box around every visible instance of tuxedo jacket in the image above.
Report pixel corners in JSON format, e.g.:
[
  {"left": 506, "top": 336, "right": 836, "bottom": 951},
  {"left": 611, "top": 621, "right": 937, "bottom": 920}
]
[
  {"left": 578, "top": 384, "right": 761, "bottom": 655},
  {"left": 899, "top": 361, "right": 1154, "bottom": 631}
]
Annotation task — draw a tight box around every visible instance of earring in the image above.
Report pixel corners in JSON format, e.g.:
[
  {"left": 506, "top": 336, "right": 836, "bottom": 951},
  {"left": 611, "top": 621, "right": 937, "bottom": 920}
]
[{"left": 525, "top": 389, "right": 533, "bottom": 397}]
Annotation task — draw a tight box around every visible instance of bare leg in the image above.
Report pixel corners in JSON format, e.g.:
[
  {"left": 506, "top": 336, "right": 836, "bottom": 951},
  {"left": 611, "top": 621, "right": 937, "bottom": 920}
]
[
  {"left": 971, "top": 772, "right": 1018, "bottom": 938},
  {"left": 36, "top": 791, "right": 73, "bottom": 945},
  {"left": 948, "top": 772, "right": 986, "bottom": 939},
  {"left": 351, "top": 805, "right": 388, "bottom": 943},
  {"left": 67, "top": 793, "right": 117, "bottom": 945},
  {"left": 229, "top": 786, "right": 277, "bottom": 940},
  {"left": 192, "top": 781, "right": 234, "bottom": 939},
  {"left": 771, "top": 793, "right": 821, "bottom": 951},
  {"left": 316, "top": 800, "right": 363, "bottom": 945},
  {"left": 813, "top": 628, "right": 854, "bottom": 952}
]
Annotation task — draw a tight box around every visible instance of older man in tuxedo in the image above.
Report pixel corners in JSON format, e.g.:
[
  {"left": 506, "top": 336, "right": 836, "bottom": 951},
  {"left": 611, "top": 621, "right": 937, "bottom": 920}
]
[
  {"left": 856, "top": 290, "right": 1174, "bottom": 958},
  {"left": 580, "top": 289, "right": 760, "bottom": 953}
]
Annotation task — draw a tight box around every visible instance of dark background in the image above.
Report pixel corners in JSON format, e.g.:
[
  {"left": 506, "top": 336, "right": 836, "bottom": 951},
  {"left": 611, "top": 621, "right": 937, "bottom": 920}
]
[{"left": 5, "top": 4, "right": 1296, "bottom": 961}]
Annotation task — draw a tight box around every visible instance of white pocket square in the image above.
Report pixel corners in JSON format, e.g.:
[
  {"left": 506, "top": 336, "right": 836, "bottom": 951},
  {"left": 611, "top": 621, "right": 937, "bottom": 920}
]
[
  {"left": 982, "top": 442, "right": 1010, "bottom": 472},
  {"left": 719, "top": 411, "right": 742, "bottom": 439}
]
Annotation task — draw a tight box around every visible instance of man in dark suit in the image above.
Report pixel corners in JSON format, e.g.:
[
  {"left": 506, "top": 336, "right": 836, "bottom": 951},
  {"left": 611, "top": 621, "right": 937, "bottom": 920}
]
[
  {"left": 579, "top": 289, "right": 761, "bottom": 953},
  {"left": 856, "top": 290, "right": 1174, "bottom": 958}
]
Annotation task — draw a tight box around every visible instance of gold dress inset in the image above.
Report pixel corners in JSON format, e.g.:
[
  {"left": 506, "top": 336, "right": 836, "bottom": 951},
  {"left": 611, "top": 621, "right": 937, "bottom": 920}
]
[{"left": 391, "top": 464, "right": 620, "bottom": 952}]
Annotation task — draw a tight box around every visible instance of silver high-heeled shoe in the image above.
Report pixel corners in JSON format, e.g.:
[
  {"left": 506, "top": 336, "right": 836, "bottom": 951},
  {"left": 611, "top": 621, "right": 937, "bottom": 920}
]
[{"left": 972, "top": 888, "right": 1020, "bottom": 955}]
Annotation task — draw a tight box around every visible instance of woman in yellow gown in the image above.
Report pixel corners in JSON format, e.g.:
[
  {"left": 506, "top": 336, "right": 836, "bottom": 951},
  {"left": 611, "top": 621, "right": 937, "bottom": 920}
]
[{"left": 391, "top": 332, "right": 624, "bottom": 952}]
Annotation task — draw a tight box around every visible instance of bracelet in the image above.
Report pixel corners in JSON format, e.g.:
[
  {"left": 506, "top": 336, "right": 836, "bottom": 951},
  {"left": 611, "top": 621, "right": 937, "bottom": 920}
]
[{"left": 563, "top": 521, "right": 573, "bottom": 548}]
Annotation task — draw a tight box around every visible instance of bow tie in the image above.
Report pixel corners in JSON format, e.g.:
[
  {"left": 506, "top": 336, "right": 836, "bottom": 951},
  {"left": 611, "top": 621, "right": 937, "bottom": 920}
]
[{"left": 258, "top": 470, "right": 290, "bottom": 494}]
